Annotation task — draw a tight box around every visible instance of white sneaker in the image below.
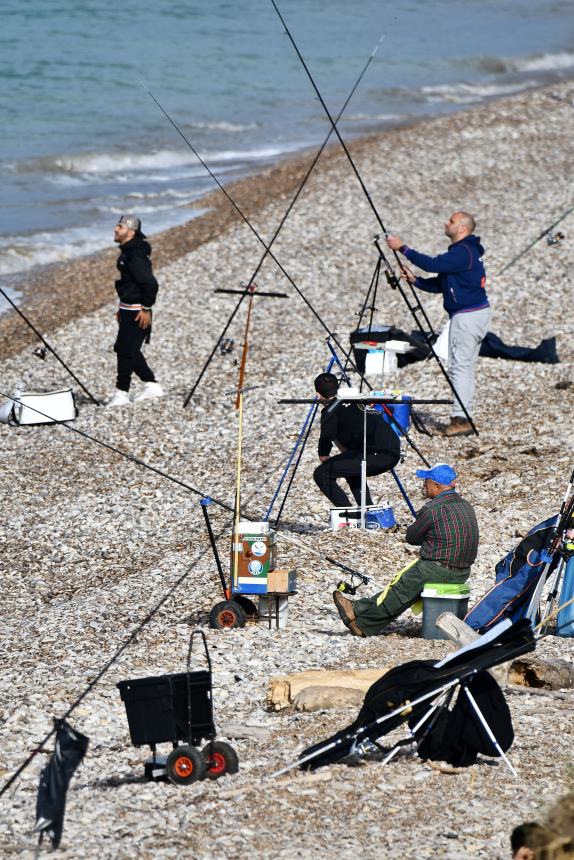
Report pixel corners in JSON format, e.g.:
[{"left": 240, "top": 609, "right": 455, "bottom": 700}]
[
  {"left": 107, "top": 388, "right": 131, "bottom": 407},
  {"left": 134, "top": 382, "right": 164, "bottom": 402}
]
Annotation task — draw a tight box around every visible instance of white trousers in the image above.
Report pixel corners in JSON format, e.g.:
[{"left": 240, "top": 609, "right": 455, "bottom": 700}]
[{"left": 448, "top": 306, "right": 491, "bottom": 419}]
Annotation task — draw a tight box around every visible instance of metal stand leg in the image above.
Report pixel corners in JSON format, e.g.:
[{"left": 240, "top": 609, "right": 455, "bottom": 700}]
[
  {"left": 390, "top": 468, "right": 417, "bottom": 518},
  {"left": 360, "top": 406, "right": 367, "bottom": 529},
  {"left": 463, "top": 686, "right": 517, "bottom": 777}
]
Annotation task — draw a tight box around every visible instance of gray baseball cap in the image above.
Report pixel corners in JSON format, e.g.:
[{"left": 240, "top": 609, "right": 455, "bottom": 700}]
[{"left": 117, "top": 214, "right": 141, "bottom": 231}]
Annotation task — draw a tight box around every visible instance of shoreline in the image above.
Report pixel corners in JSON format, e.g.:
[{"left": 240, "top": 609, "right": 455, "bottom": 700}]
[
  {"left": 1, "top": 73, "right": 573, "bottom": 859},
  {"left": 1, "top": 76, "right": 571, "bottom": 361}
]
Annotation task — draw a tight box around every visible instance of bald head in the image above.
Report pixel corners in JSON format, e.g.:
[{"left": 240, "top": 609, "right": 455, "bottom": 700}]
[{"left": 445, "top": 211, "right": 475, "bottom": 242}]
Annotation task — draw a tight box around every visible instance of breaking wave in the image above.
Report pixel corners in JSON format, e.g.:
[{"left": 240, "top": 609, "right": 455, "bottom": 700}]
[
  {"left": 421, "top": 80, "right": 535, "bottom": 104},
  {"left": 11, "top": 144, "right": 295, "bottom": 179}
]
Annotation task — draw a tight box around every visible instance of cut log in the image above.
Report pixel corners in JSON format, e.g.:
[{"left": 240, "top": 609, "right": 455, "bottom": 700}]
[
  {"left": 267, "top": 667, "right": 390, "bottom": 712},
  {"left": 292, "top": 685, "right": 365, "bottom": 712},
  {"left": 508, "top": 656, "right": 574, "bottom": 690}
]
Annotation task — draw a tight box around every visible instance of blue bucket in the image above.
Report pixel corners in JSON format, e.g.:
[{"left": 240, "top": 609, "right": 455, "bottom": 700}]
[
  {"left": 379, "top": 397, "right": 411, "bottom": 437},
  {"left": 365, "top": 505, "right": 396, "bottom": 530}
]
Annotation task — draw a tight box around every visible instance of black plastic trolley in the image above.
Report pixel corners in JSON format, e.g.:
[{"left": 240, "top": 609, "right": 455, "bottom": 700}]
[{"left": 117, "top": 631, "right": 239, "bottom": 785}]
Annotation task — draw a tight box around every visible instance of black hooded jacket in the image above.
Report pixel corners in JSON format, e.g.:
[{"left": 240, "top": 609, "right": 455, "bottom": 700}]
[
  {"left": 115, "top": 234, "right": 159, "bottom": 308},
  {"left": 318, "top": 399, "right": 401, "bottom": 460}
]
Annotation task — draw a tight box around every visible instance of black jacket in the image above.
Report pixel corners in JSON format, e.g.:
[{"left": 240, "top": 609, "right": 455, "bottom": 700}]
[
  {"left": 318, "top": 399, "right": 401, "bottom": 460},
  {"left": 115, "top": 234, "right": 159, "bottom": 308}
]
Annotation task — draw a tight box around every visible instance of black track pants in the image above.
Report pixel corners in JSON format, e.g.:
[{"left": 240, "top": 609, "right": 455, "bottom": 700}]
[
  {"left": 313, "top": 449, "right": 400, "bottom": 507},
  {"left": 114, "top": 311, "right": 156, "bottom": 392}
]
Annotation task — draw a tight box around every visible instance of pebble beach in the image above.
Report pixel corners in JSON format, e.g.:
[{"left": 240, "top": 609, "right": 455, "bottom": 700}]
[{"left": 1, "top": 80, "right": 573, "bottom": 858}]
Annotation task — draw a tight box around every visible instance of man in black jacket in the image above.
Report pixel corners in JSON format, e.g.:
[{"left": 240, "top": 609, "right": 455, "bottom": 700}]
[
  {"left": 108, "top": 214, "right": 163, "bottom": 406},
  {"left": 313, "top": 373, "right": 401, "bottom": 509}
]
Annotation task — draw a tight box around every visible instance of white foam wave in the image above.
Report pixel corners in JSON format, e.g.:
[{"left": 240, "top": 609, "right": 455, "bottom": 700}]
[
  {"left": 421, "top": 80, "right": 535, "bottom": 104},
  {"left": 0, "top": 207, "right": 202, "bottom": 277},
  {"left": 510, "top": 51, "right": 574, "bottom": 73},
  {"left": 27, "top": 143, "right": 290, "bottom": 179},
  {"left": 186, "top": 120, "right": 258, "bottom": 132},
  {"left": 344, "top": 112, "right": 406, "bottom": 122}
]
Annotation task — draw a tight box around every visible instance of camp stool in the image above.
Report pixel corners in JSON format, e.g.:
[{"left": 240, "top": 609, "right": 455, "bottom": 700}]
[{"left": 421, "top": 582, "right": 471, "bottom": 640}]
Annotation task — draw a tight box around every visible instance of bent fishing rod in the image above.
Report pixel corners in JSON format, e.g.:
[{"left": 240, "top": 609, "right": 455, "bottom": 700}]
[
  {"left": 182, "top": 34, "right": 385, "bottom": 408},
  {"left": 270, "top": 0, "right": 478, "bottom": 435},
  {"left": 499, "top": 200, "right": 574, "bottom": 275},
  {"left": 0, "top": 287, "right": 100, "bottom": 406},
  {"left": 0, "top": 390, "right": 236, "bottom": 514},
  {"left": 140, "top": 85, "right": 374, "bottom": 399}
]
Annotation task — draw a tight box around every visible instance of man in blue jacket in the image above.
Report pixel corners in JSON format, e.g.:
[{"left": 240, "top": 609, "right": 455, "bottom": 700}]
[{"left": 387, "top": 212, "right": 490, "bottom": 437}]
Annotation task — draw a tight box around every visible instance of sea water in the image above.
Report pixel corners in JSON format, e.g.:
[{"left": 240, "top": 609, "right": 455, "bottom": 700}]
[{"left": 0, "top": 0, "right": 573, "bottom": 290}]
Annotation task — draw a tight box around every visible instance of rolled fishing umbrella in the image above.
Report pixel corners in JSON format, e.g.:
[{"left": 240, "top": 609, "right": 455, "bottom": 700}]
[{"left": 34, "top": 719, "right": 89, "bottom": 849}]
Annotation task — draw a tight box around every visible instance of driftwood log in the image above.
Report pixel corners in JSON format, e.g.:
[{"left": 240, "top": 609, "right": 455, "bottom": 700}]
[{"left": 267, "top": 615, "right": 574, "bottom": 715}]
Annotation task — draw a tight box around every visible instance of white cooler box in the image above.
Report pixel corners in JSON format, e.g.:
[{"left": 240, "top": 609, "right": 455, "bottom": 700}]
[{"left": 9, "top": 388, "right": 77, "bottom": 425}]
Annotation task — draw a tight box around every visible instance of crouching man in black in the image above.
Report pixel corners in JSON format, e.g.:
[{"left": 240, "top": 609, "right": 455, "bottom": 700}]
[{"left": 313, "top": 373, "right": 401, "bottom": 508}]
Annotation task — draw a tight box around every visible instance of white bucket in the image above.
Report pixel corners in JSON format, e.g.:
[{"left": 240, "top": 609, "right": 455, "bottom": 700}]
[{"left": 258, "top": 594, "right": 289, "bottom": 629}]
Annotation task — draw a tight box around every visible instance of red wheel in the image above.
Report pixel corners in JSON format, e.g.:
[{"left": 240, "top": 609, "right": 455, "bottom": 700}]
[
  {"left": 166, "top": 745, "right": 206, "bottom": 785},
  {"left": 202, "top": 741, "right": 239, "bottom": 779},
  {"left": 209, "top": 600, "right": 246, "bottom": 630}
]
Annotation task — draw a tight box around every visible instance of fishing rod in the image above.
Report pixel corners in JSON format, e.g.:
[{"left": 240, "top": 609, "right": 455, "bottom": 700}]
[
  {"left": 270, "top": 1, "right": 479, "bottom": 436},
  {"left": 139, "top": 88, "right": 380, "bottom": 397},
  {"left": 0, "top": 521, "right": 232, "bottom": 798},
  {"left": 0, "top": 286, "right": 100, "bottom": 406},
  {"left": 180, "top": 33, "right": 385, "bottom": 407},
  {"left": 0, "top": 390, "right": 236, "bottom": 514},
  {"left": 499, "top": 201, "right": 574, "bottom": 275},
  {"left": 141, "top": 92, "right": 432, "bottom": 464},
  {"left": 269, "top": 1, "right": 427, "bottom": 316}
]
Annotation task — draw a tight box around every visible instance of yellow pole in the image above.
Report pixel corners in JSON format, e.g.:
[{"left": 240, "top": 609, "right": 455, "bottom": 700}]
[{"left": 232, "top": 389, "right": 244, "bottom": 592}]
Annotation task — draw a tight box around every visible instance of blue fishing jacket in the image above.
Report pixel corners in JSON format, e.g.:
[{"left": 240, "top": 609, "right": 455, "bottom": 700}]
[{"left": 401, "top": 235, "right": 488, "bottom": 317}]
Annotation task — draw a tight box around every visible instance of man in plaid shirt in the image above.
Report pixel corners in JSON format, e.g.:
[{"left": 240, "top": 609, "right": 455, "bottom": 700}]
[{"left": 333, "top": 463, "right": 479, "bottom": 637}]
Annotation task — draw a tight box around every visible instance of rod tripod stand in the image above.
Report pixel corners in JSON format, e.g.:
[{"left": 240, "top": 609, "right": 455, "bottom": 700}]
[
  {"left": 372, "top": 237, "right": 478, "bottom": 435},
  {"left": 265, "top": 340, "right": 418, "bottom": 527}
]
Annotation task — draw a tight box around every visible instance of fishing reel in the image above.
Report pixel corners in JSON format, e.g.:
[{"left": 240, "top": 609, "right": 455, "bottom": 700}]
[
  {"left": 335, "top": 570, "right": 372, "bottom": 595},
  {"left": 547, "top": 231, "right": 565, "bottom": 246},
  {"left": 220, "top": 337, "right": 234, "bottom": 355},
  {"left": 33, "top": 346, "right": 48, "bottom": 360}
]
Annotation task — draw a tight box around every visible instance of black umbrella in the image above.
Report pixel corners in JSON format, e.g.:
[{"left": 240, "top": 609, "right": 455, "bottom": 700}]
[{"left": 34, "top": 719, "right": 89, "bottom": 849}]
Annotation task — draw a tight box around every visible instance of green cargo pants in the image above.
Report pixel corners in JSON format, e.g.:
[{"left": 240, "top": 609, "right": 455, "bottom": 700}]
[{"left": 352, "top": 557, "right": 470, "bottom": 637}]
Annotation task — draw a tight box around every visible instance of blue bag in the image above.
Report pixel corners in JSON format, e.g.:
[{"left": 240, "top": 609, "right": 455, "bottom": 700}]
[
  {"left": 557, "top": 555, "right": 574, "bottom": 637},
  {"left": 465, "top": 516, "right": 556, "bottom": 633}
]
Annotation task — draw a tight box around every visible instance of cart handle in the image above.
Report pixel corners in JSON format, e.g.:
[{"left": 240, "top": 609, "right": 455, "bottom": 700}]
[{"left": 187, "top": 630, "right": 212, "bottom": 675}]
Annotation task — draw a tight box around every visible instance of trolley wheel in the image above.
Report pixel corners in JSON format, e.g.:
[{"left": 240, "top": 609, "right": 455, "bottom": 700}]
[
  {"left": 209, "top": 600, "right": 246, "bottom": 630},
  {"left": 166, "top": 745, "right": 206, "bottom": 786},
  {"left": 202, "top": 741, "right": 240, "bottom": 779}
]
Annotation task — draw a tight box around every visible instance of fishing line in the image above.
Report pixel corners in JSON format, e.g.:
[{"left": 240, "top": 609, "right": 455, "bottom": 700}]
[
  {"left": 139, "top": 83, "right": 371, "bottom": 392},
  {"left": 0, "top": 391, "right": 235, "bottom": 514},
  {"left": 270, "top": 1, "right": 478, "bottom": 434},
  {"left": 0, "top": 518, "right": 233, "bottom": 798},
  {"left": 182, "top": 33, "right": 386, "bottom": 407},
  {"left": 499, "top": 201, "right": 574, "bottom": 274}
]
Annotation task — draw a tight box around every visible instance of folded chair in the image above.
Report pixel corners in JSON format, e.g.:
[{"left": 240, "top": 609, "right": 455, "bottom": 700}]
[{"left": 272, "top": 620, "right": 535, "bottom": 778}]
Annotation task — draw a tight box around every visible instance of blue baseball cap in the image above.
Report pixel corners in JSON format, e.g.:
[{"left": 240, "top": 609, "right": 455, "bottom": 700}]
[{"left": 415, "top": 463, "right": 458, "bottom": 485}]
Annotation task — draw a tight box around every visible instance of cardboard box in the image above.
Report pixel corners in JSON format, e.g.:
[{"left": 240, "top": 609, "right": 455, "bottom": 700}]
[{"left": 267, "top": 568, "right": 297, "bottom": 593}]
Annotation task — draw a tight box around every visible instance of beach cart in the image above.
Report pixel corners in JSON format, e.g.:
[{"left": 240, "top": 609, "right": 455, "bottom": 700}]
[{"left": 117, "top": 631, "right": 239, "bottom": 785}]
